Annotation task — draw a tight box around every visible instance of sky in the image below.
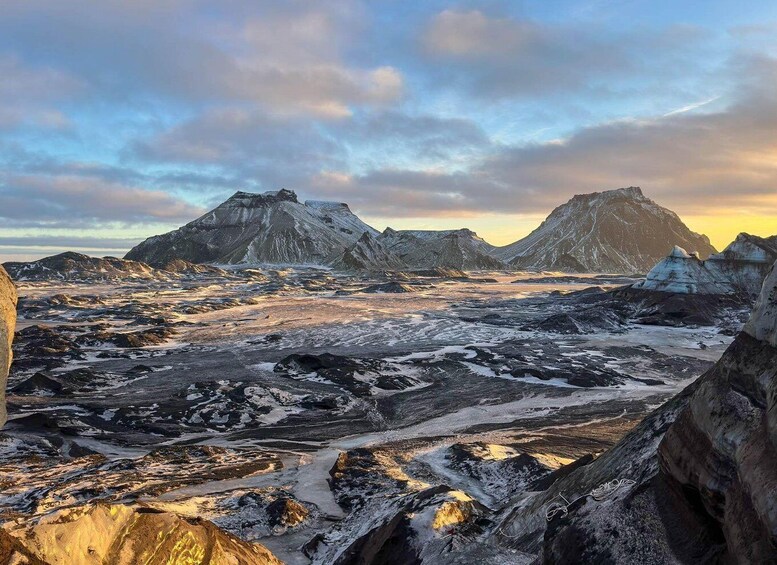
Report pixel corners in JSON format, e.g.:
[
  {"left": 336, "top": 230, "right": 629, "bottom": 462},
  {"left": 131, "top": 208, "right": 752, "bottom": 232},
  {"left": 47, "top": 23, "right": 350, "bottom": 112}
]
[{"left": 1, "top": 0, "right": 776, "bottom": 261}]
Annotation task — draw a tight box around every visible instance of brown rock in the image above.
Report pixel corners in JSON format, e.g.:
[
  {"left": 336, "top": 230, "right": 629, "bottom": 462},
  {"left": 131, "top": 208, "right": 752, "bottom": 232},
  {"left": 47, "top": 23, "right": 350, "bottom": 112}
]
[
  {"left": 2, "top": 503, "right": 282, "bottom": 565},
  {"left": 0, "top": 266, "right": 17, "bottom": 428}
]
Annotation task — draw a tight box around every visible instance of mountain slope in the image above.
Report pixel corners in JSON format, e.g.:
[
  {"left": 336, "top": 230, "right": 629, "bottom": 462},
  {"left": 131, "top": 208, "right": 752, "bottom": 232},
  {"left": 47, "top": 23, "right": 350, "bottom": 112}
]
[
  {"left": 495, "top": 187, "right": 716, "bottom": 274},
  {"left": 125, "top": 189, "right": 378, "bottom": 266},
  {"left": 379, "top": 228, "right": 504, "bottom": 270},
  {"left": 331, "top": 232, "right": 405, "bottom": 271}
]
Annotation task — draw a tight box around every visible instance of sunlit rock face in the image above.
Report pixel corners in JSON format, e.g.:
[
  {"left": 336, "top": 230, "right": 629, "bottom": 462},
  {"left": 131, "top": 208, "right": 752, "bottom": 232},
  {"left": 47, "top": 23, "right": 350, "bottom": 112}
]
[
  {"left": 0, "top": 266, "right": 17, "bottom": 427},
  {"left": 125, "top": 189, "right": 379, "bottom": 267},
  {"left": 494, "top": 187, "right": 717, "bottom": 274},
  {"left": 0, "top": 503, "right": 282, "bottom": 565}
]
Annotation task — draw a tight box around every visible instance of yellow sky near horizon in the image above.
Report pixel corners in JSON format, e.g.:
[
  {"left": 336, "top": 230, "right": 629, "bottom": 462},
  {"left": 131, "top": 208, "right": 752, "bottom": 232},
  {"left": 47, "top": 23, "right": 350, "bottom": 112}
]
[{"left": 365, "top": 212, "right": 777, "bottom": 251}]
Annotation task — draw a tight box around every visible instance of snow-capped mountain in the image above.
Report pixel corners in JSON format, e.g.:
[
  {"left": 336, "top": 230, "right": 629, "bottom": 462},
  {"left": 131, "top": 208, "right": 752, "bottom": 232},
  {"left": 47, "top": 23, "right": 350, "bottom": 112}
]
[
  {"left": 634, "top": 233, "right": 777, "bottom": 297},
  {"left": 378, "top": 228, "right": 504, "bottom": 270},
  {"left": 125, "top": 190, "right": 378, "bottom": 266},
  {"left": 494, "top": 187, "right": 717, "bottom": 273}
]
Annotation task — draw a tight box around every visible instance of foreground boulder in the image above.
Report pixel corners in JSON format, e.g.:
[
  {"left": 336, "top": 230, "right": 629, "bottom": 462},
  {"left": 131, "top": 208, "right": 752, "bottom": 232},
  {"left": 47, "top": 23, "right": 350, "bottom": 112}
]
[
  {"left": 531, "top": 261, "right": 777, "bottom": 563},
  {"left": 0, "top": 266, "right": 17, "bottom": 427},
  {"left": 0, "top": 503, "right": 281, "bottom": 565}
]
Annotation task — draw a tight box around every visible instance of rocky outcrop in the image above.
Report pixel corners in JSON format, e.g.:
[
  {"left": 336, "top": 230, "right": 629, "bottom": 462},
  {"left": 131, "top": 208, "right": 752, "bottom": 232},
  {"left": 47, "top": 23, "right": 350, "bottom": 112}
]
[
  {"left": 530, "top": 260, "right": 777, "bottom": 563},
  {"left": 634, "top": 233, "right": 777, "bottom": 298},
  {"left": 0, "top": 503, "right": 282, "bottom": 565},
  {"left": 3, "top": 252, "right": 159, "bottom": 282},
  {"left": 495, "top": 187, "right": 716, "bottom": 273},
  {"left": 633, "top": 245, "right": 733, "bottom": 294},
  {"left": 0, "top": 266, "right": 17, "bottom": 428}
]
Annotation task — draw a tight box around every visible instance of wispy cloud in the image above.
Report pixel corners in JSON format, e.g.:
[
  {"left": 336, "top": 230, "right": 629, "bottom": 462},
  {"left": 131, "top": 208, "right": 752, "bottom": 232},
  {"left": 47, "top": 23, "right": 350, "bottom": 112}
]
[{"left": 663, "top": 95, "right": 721, "bottom": 116}]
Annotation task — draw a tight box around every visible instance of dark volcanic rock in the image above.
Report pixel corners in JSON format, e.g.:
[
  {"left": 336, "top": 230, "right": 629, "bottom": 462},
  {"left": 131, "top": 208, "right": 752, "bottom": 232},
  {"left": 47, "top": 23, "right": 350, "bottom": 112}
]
[
  {"left": 11, "top": 372, "right": 64, "bottom": 396},
  {"left": 357, "top": 282, "right": 418, "bottom": 294},
  {"left": 530, "top": 261, "right": 777, "bottom": 563},
  {"left": 494, "top": 187, "right": 716, "bottom": 273},
  {"left": 274, "top": 353, "right": 420, "bottom": 396},
  {"left": 3, "top": 251, "right": 159, "bottom": 282},
  {"left": 266, "top": 497, "right": 310, "bottom": 528}
]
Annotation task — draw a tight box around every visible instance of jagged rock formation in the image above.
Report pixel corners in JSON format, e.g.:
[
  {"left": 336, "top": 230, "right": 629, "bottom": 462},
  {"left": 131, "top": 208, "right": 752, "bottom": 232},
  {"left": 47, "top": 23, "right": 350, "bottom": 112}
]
[
  {"left": 0, "top": 266, "right": 16, "bottom": 428},
  {"left": 499, "top": 260, "right": 777, "bottom": 563},
  {"left": 495, "top": 187, "right": 716, "bottom": 273},
  {"left": 633, "top": 245, "right": 734, "bottom": 295},
  {"left": 704, "top": 233, "right": 777, "bottom": 296},
  {"left": 634, "top": 233, "right": 777, "bottom": 298},
  {"left": 125, "top": 189, "right": 378, "bottom": 266},
  {"left": 332, "top": 232, "right": 405, "bottom": 271},
  {"left": 0, "top": 503, "right": 281, "bottom": 564},
  {"left": 3, "top": 252, "right": 159, "bottom": 282},
  {"left": 379, "top": 228, "right": 504, "bottom": 270}
]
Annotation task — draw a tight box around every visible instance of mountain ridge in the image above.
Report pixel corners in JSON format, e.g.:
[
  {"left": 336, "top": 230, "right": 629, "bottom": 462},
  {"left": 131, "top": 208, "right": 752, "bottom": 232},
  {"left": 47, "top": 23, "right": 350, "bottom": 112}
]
[{"left": 113, "top": 186, "right": 719, "bottom": 273}]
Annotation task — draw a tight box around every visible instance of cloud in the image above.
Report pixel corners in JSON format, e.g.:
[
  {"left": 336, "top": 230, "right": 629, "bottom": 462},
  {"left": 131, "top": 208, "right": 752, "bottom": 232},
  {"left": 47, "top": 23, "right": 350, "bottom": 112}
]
[
  {"left": 0, "top": 0, "right": 402, "bottom": 118},
  {"left": 131, "top": 108, "right": 344, "bottom": 191},
  {"left": 131, "top": 109, "right": 493, "bottom": 193},
  {"left": 0, "top": 173, "right": 205, "bottom": 228},
  {"left": 0, "top": 55, "right": 81, "bottom": 130},
  {"left": 419, "top": 9, "right": 710, "bottom": 100},
  {"left": 311, "top": 55, "right": 777, "bottom": 218}
]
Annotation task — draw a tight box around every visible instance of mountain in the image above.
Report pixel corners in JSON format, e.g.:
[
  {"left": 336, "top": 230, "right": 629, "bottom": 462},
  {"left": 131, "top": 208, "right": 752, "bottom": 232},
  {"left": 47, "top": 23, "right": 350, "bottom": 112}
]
[
  {"left": 379, "top": 228, "right": 505, "bottom": 270},
  {"left": 496, "top": 259, "right": 777, "bottom": 563},
  {"left": 0, "top": 265, "right": 16, "bottom": 428},
  {"left": 125, "top": 189, "right": 378, "bottom": 267},
  {"left": 331, "top": 231, "right": 405, "bottom": 271},
  {"left": 494, "top": 187, "right": 717, "bottom": 274},
  {"left": 634, "top": 233, "right": 777, "bottom": 297}
]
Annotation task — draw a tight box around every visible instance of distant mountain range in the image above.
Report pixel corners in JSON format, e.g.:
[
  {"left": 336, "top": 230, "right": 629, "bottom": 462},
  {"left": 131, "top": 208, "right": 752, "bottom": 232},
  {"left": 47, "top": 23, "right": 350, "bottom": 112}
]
[{"left": 123, "top": 186, "right": 715, "bottom": 274}]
